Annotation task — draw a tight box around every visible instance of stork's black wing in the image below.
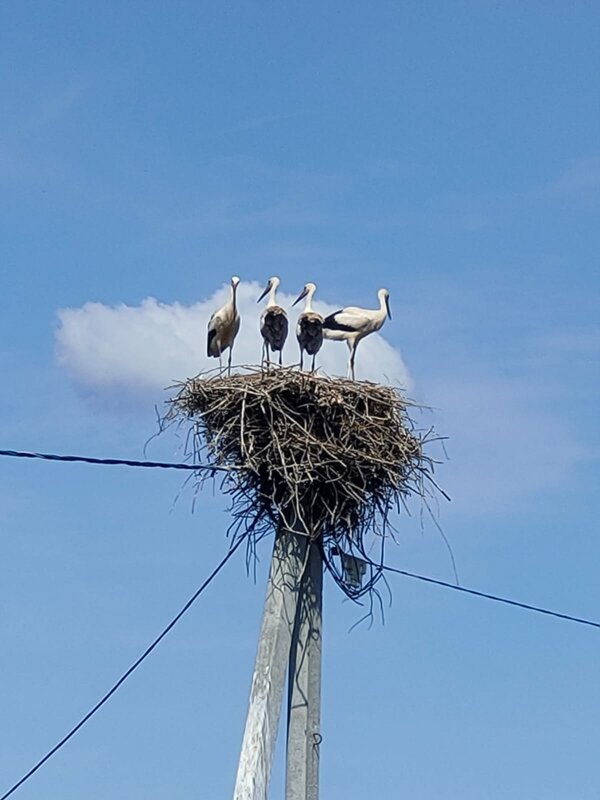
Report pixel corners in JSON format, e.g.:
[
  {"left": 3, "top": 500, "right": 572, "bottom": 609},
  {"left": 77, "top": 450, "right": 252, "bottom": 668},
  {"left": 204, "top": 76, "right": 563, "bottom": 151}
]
[
  {"left": 207, "top": 326, "right": 218, "bottom": 357},
  {"left": 322, "top": 310, "right": 356, "bottom": 333}
]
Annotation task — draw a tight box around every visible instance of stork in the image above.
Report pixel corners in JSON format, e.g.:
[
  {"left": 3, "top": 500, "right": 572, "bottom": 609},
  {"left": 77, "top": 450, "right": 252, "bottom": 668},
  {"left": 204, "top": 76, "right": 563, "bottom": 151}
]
[
  {"left": 292, "top": 282, "right": 323, "bottom": 372},
  {"left": 257, "top": 276, "right": 288, "bottom": 367},
  {"left": 206, "top": 275, "right": 241, "bottom": 375},
  {"left": 322, "top": 288, "right": 392, "bottom": 380}
]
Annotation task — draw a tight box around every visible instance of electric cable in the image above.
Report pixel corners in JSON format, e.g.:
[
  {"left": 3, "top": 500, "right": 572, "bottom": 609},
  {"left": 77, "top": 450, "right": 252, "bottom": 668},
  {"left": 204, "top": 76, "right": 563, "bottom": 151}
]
[
  {"left": 382, "top": 563, "right": 600, "bottom": 630},
  {"left": 0, "top": 448, "right": 239, "bottom": 472},
  {"left": 0, "top": 535, "right": 245, "bottom": 800}
]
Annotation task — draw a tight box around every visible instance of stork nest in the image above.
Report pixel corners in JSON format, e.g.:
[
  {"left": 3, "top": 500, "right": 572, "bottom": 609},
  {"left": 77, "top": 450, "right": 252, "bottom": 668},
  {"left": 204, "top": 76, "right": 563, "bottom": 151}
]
[{"left": 165, "top": 366, "right": 446, "bottom": 599}]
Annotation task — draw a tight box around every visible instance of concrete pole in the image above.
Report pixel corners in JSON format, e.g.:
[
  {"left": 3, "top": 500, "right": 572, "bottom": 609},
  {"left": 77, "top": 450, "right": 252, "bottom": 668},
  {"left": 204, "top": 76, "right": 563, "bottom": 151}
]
[
  {"left": 285, "top": 541, "right": 323, "bottom": 800},
  {"left": 233, "top": 525, "right": 309, "bottom": 800}
]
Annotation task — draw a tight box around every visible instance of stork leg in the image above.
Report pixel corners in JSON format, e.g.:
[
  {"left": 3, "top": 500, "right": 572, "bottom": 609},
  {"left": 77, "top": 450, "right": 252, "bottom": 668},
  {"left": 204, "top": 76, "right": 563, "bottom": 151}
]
[
  {"left": 278, "top": 349, "right": 283, "bottom": 367},
  {"left": 227, "top": 346, "right": 233, "bottom": 376},
  {"left": 348, "top": 341, "right": 357, "bottom": 381},
  {"left": 299, "top": 348, "right": 304, "bottom": 372},
  {"left": 218, "top": 351, "right": 223, "bottom": 371},
  {"left": 311, "top": 353, "right": 316, "bottom": 373}
]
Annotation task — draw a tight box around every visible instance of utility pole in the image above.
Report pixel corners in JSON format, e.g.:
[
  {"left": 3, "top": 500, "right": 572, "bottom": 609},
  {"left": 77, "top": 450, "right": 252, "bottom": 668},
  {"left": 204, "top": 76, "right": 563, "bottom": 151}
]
[
  {"left": 286, "top": 541, "right": 322, "bottom": 800},
  {"left": 233, "top": 524, "right": 323, "bottom": 800},
  {"left": 172, "top": 367, "right": 426, "bottom": 799}
]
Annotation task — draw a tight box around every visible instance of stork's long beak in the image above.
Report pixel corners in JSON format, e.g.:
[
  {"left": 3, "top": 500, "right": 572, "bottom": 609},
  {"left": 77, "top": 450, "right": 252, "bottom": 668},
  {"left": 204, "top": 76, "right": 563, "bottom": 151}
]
[
  {"left": 292, "top": 286, "right": 308, "bottom": 307},
  {"left": 257, "top": 284, "right": 270, "bottom": 303},
  {"left": 385, "top": 296, "right": 392, "bottom": 320}
]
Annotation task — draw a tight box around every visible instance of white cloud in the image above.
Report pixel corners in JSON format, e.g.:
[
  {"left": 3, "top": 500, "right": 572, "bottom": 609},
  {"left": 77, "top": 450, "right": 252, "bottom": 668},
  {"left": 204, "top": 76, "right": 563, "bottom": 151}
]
[
  {"left": 534, "top": 328, "right": 600, "bottom": 358},
  {"left": 221, "top": 110, "right": 305, "bottom": 135},
  {"left": 55, "top": 282, "right": 591, "bottom": 517},
  {"left": 55, "top": 280, "right": 412, "bottom": 397},
  {"left": 544, "top": 156, "right": 600, "bottom": 197},
  {"left": 424, "top": 374, "right": 587, "bottom": 515}
]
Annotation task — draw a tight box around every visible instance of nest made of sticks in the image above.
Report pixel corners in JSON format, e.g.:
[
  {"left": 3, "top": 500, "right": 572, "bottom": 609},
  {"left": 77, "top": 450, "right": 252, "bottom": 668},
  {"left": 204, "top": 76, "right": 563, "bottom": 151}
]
[{"left": 165, "top": 366, "right": 445, "bottom": 599}]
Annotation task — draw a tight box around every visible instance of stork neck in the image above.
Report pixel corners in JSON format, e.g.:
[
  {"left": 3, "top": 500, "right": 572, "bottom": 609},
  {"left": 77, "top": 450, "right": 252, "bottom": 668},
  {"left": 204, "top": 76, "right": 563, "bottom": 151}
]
[
  {"left": 231, "top": 282, "right": 238, "bottom": 310},
  {"left": 304, "top": 286, "right": 315, "bottom": 313},
  {"left": 267, "top": 283, "right": 278, "bottom": 307},
  {"left": 377, "top": 292, "right": 387, "bottom": 319}
]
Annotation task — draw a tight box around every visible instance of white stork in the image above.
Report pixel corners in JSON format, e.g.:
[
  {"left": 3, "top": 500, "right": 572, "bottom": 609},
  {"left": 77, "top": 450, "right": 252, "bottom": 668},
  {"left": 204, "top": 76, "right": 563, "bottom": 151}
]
[
  {"left": 322, "top": 288, "right": 392, "bottom": 380},
  {"left": 206, "top": 275, "right": 241, "bottom": 375},
  {"left": 257, "top": 276, "right": 288, "bottom": 367},
  {"left": 292, "top": 282, "right": 323, "bottom": 372}
]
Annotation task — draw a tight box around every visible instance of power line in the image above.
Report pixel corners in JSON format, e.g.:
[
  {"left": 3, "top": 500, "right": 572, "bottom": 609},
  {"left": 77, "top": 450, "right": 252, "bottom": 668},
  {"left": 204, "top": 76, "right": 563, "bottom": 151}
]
[
  {"left": 0, "top": 449, "right": 240, "bottom": 472},
  {"left": 2, "top": 443, "right": 597, "bottom": 633},
  {"left": 383, "top": 564, "right": 600, "bottom": 630},
  {"left": 2, "top": 550, "right": 599, "bottom": 800},
  {"left": 0, "top": 536, "right": 245, "bottom": 800}
]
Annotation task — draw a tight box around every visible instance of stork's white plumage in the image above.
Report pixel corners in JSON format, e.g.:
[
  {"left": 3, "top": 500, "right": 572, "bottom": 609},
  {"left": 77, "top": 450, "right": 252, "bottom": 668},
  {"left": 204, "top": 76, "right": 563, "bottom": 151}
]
[
  {"left": 322, "top": 288, "right": 392, "bottom": 380},
  {"left": 257, "top": 276, "right": 288, "bottom": 367},
  {"left": 292, "top": 282, "right": 323, "bottom": 372},
  {"left": 207, "top": 276, "right": 241, "bottom": 374}
]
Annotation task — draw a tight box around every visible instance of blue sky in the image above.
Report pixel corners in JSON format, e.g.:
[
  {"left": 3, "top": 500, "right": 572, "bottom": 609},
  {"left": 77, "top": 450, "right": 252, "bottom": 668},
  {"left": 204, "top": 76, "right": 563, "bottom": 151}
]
[{"left": 1, "top": 1, "right": 599, "bottom": 797}]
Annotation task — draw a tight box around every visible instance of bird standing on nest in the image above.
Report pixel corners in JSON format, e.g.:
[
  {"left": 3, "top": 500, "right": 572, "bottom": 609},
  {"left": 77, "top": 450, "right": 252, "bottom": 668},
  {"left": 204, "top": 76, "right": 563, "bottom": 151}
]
[
  {"left": 206, "top": 275, "right": 241, "bottom": 375},
  {"left": 322, "top": 288, "right": 392, "bottom": 380},
  {"left": 292, "top": 282, "right": 323, "bottom": 372},
  {"left": 257, "top": 276, "right": 288, "bottom": 367}
]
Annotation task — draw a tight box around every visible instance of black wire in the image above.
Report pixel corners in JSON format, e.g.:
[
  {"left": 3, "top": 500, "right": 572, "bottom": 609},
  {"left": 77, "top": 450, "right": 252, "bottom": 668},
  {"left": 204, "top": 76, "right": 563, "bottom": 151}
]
[
  {"left": 0, "top": 449, "right": 238, "bottom": 472},
  {"left": 0, "top": 536, "right": 245, "bottom": 800},
  {"left": 2, "top": 440, "right": 598, "bottom": 794},
  {"left": 383, "top": 564, "right": 600, "bottom": 630}
]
